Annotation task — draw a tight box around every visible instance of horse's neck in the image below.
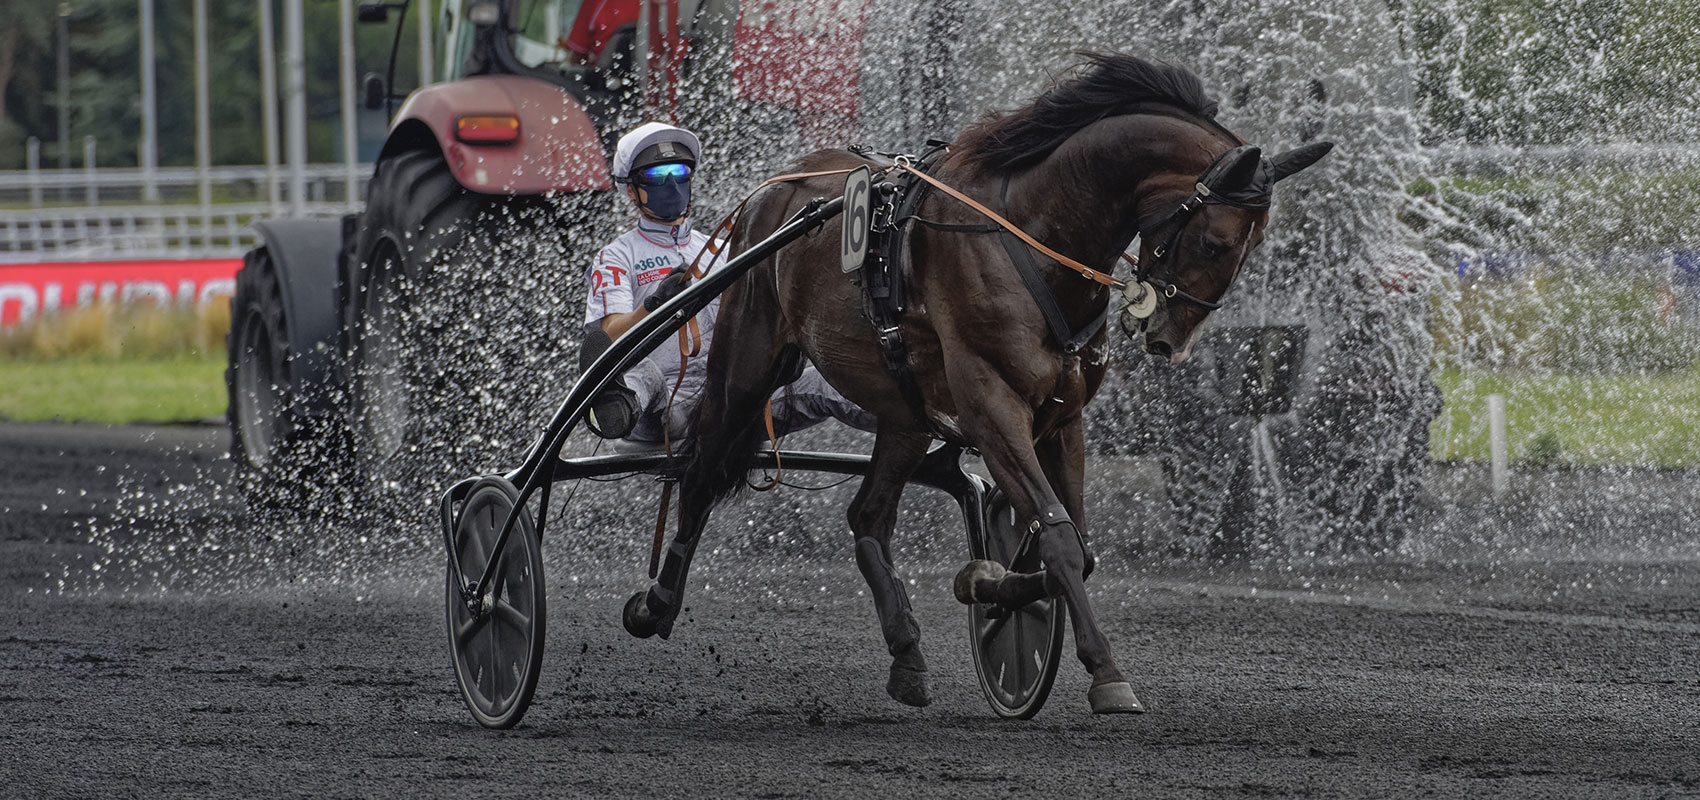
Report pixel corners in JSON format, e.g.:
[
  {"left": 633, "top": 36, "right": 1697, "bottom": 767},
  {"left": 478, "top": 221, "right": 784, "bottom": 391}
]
[{"left": 1011, "top": 114, "right": 1218, "bottom": 270}]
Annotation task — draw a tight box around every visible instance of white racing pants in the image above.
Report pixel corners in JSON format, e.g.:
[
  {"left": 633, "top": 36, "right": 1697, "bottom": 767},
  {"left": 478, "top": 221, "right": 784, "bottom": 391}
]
[{"left": 620, "top": 360, "right": 878, "bottom": 444}]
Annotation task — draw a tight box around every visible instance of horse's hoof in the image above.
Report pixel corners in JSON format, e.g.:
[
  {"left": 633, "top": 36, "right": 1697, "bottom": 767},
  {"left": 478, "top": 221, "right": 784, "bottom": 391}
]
[
  {"left": 1088, "top": 681, "right": 1145, "bottom": 715},
  {"left": 887, "top": 665, "right": 931, "bottom": 707},
  {"left": 953, "top": 560, "right": 1007, "bottom": 605},
  {"left": 622, "top": 591, "right": 657, "bottom": 639}
]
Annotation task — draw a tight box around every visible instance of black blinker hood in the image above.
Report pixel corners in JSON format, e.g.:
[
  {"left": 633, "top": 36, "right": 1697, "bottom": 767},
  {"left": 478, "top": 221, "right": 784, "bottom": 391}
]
[{"left": 1198, "top": 145, "right": 1272, "bottom": 209}]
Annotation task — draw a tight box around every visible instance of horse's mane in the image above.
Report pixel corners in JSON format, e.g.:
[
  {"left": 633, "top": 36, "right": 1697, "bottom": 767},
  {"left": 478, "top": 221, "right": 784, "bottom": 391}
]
[{"left": 950, "top": 53, "right": 1219, "bottom": 172}]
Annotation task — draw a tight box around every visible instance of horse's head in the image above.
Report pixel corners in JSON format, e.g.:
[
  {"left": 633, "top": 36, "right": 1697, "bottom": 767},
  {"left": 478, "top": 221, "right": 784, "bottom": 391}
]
[{"left": 1126, "top": 141, "right": 1334, "bottom": 363}]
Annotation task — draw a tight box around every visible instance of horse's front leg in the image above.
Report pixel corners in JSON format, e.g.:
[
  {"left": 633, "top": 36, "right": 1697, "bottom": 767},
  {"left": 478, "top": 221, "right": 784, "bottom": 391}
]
[
  {"left": 1036, "top": 418, "right": 1094, "bottom": 577},
  {"left": 847, "top": 429, "right": 932, "bottom": 706},
  {"left": 622, "top": 480, "right": 715, "bottom": 641},
  {"left": 953, "top": 396, "right": 1142, "bottom": 714},
  {"left": 954, "top": 419, "right": 1095, "bottom": 608}
]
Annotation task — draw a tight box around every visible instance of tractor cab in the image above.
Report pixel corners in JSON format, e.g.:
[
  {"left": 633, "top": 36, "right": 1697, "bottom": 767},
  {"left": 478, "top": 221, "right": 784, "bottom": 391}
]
[
  {"left": 362, "top": 0, "right": 686, "bottom": 138},
  {"left": 438, "top": 0, "right": 641, "bottom": 91}
]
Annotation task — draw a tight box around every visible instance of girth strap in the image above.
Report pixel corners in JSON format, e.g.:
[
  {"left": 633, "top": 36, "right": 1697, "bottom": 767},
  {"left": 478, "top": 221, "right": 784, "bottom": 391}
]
[
  {"left": 995, "top": 175, "right": 1112, "bottom": 354},
  {"left": 861, "top": 161, "right": 934, "bottom": 432}
]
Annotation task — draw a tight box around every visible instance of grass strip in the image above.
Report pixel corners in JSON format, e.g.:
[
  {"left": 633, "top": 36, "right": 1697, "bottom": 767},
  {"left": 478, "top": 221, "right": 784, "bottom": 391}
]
[
  {"left": 4, "top": 355, "right": 1698, "bottom": 467},
  {"left": 0, "top": 357, "right": 226, "bottom": 424},
  {"left": 1432, "top": 365, "right": 1700, "bottom": 466}
]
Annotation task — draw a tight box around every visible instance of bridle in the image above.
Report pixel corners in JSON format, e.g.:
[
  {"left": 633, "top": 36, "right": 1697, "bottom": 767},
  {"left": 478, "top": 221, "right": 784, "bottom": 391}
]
[{"left": 1124, "top": 145, "right": 1273, "bottom": 315}]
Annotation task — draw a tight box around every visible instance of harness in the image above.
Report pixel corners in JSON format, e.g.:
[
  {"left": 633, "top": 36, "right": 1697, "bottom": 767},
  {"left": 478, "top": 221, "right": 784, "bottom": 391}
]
[
  {"left": 1130, "top": 144, "right": 1274, "bottom": 315},
  {"left": 839, "top": 141, "right": 1274, "bottom": 434},
  {"left": 992, "top": 173, "right": 1113, "bottom": 354},
  {"left": 851, "top": 144, "right": 942, "bottom": 431}
]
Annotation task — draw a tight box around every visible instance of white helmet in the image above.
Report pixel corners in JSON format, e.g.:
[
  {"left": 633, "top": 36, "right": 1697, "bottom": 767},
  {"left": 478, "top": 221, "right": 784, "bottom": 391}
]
[{"left": 612, "top": 122, "right": 701, "bottom": 182}]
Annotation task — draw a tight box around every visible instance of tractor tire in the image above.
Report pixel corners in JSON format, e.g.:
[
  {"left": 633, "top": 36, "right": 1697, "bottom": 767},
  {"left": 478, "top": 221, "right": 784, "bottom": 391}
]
[
  {"left": 225, "top": 246, "right": 348, "bottom": 514},
  {"left": 344, "top": 147, "right": 593, "bottom": 527}
]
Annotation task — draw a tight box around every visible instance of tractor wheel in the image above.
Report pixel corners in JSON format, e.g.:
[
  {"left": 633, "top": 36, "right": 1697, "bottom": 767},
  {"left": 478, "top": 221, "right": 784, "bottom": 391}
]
[
  {"left": 348, "top": 148, "right": 489, "bottom": 520},
  {"left": 345, "top": 147, "right": 587, "bottom": 525},
  {"left": 225, "top": 246, "right": 346, "bottom": 513}
]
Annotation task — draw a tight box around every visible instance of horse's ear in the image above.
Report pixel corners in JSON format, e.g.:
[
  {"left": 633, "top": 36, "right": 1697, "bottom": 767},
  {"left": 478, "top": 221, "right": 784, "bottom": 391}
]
[
  {"left": 1220, "top": 146, "right": 1263, "bottom": 191},
  {"left": 1268, "top": 142, "right": 1335, "bottom": 183}
]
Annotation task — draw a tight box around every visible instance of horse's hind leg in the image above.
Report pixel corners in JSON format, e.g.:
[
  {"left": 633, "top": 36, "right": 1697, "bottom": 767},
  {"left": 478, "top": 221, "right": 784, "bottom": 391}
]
[
  {"left": 848, "top": 429, "right": 933, "bottom": 707},
  {"left": 621, "top": 343, "right": 803, "bottom": 641}
]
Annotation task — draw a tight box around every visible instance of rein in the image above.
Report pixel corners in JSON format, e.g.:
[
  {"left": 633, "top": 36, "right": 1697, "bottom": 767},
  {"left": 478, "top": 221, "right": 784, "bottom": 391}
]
[
  {"left": 895, "top": 163, "right": 1122, "bottom": 288},
  {"left": 895, "top": 161, "right": 1250, "bottom": 314}
]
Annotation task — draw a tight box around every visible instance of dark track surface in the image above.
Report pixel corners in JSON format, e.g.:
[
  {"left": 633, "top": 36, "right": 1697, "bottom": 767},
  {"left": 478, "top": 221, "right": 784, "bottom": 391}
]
[{"left": 2, "top": 421, "right": 1698, "bottom": 798}]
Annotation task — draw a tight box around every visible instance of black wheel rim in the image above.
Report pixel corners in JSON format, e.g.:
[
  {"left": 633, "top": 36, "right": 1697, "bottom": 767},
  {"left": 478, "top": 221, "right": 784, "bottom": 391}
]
[
  {"left": 234, "top": 309, "right": 283, "bottom": 467},
  {"left": 445, "top": 482, "right": 545, "bottom": 728},
  {"left": 968, "top": 490, "right": 1066, "bottom": 719},
  {"left": 357, "top": 248, "right": 409, "bottom": 466}
]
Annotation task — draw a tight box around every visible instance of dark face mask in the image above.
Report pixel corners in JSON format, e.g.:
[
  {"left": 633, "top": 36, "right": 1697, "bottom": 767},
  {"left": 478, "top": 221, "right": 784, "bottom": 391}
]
[
  {"left": 632, "top": 162, "right": 693, "bottom": 221},
  {"left": 638, "top": 181, "right": 690, "bottom": 221}
]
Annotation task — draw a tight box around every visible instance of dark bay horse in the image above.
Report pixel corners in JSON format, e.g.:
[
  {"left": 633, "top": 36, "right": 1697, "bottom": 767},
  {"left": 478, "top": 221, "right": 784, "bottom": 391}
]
[{"left": 623, "top": 54, "right": 1332, "bottom": 714}]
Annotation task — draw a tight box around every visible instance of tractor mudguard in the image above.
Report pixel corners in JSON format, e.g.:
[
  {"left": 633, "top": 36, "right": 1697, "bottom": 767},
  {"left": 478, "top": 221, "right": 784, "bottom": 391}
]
[
  {"left": 250, "top": 218, "right": 347, "bottom": 417},
  {"left": 383, "top": 74, "right": 612, "bottom": 195}
]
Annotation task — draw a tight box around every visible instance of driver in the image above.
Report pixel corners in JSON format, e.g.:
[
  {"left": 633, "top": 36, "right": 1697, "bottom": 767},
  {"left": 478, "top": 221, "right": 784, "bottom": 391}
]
[{"left": 580, "top": 122, "right": 876, "bottom": 443}]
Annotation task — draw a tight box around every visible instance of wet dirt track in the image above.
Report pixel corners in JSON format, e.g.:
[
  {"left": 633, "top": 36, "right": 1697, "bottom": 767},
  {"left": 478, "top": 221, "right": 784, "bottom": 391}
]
[{"left": 2, "top": 421, "right": 1698, "bottom": 798}]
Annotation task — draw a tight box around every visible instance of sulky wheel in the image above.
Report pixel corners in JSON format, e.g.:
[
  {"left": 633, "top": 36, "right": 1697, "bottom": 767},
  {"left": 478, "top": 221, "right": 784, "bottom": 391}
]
[
  {"left": 445, "top": 478, "right": 546, "bottom": 729},
  {"left": 966, "top": 488, "right": 1067, "bottom": 720}
]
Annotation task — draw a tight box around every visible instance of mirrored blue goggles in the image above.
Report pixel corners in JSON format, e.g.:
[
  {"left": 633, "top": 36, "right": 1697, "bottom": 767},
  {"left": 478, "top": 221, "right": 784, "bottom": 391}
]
[{"left": 633, "top": 162, "right": 693, "bottom": 186}]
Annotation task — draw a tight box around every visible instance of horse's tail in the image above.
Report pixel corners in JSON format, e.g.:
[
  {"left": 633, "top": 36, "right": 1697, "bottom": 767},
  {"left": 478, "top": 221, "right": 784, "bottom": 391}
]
[
  {"left": 680, "top": 416, "right": 763, "bottom": 508},
  {"left": 679, "top": 176, "right": 813, "bottom": 510},
  {"left": 680, "top": 344, "right": 804, "bottom": 509}
]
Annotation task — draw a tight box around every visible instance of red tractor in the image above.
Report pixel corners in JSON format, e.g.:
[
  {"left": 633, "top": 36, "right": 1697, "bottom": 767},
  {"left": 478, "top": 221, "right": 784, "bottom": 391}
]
[
  {"left": 225, "top": 0, "right": 681, "bottom": 509},
  {"left": 226, "top": 0, "right": 902, "bottom": 511}
]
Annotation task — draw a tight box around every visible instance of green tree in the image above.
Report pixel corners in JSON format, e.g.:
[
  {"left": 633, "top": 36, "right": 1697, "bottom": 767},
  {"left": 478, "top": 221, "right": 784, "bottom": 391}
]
[
  {"left": 0, "top": 0, "right": 60, "bottom": 168},
  {"left": 4, "top": 0, "right": 426, "bottom": 171},
  {"left": 1408, "top": 0, "right": 1700, "bottom": 144}
]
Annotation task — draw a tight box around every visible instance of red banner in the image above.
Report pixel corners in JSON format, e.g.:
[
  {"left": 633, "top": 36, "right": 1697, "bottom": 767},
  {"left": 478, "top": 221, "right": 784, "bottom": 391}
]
[{"left": 0, "top": 258, "right": 241, "bottom": 327}]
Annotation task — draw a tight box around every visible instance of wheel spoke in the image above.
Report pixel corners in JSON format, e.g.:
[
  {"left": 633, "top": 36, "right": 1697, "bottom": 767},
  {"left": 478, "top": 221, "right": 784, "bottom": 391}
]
[
  {"left": 491, "top": 563, "right": 509, "bottom": 603},
  {"left": 462, "top": 515, "right": 490, "bottom": 572},
  {"left": 455, "top": 608, "right": 489, "bottom": 648},
  {"left": 1010, "top": 604, "right": 1028, "bottom": 697},
  {"left": 483, "top": 608, "right": 500, "bottom": 699},
  {"left": 977, "top": 612, "right": 1010, "bottom": 649},
  {"left": 492, "top": 597, "right": 531, "bottom": 634},
  {"left": 474, "top": 642, "right": 491, "bottom": 703},
  {"left": 496, "top": 615, "right": 521, "bottom": 700}
]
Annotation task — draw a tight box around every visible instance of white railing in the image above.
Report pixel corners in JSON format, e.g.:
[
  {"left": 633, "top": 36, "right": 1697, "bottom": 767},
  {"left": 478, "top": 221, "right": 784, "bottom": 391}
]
[
  {"left": 0, "top": 161, "right": 369, "bottom": 260},
  {"left": 0, "top": 202, "right": 353, "bottom": 262},
  {"left": 1425, "top": 142, "right": 1700, "bottom": 172},
  {"left": 4, "top": 144, "right": 1695, "bottom": 261},
  {"left": 0, "top": 163, "right": 374, "bottom": 210}
]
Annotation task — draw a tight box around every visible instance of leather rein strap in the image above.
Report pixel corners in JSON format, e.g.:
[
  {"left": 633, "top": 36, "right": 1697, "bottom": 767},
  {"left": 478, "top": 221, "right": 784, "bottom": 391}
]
[
  {"left": 896, "top": 163, "right": 1122, "bottom": 288},
  {"left": 994, "top": 174, "right": 1112, "bottom": 354}
]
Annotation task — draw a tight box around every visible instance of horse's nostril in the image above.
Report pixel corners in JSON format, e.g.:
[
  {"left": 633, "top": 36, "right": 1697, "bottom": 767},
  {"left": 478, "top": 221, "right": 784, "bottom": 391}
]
[{"left": 1147, "top": 340, "right": 1172, "bottom": 358}]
